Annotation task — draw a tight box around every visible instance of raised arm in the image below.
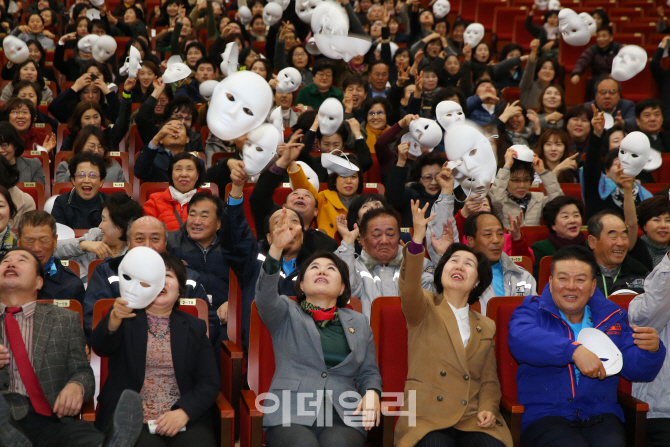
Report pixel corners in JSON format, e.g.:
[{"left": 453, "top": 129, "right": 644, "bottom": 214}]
[
  {"left": 426, "top": 164, "right": 457, "bottom": 264},
  {"left": 629, "top": 254, "right": 670, "bottom": 331}
]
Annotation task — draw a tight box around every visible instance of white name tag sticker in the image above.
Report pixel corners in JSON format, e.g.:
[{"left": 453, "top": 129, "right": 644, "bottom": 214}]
[
  {"left": 53, "top": 300, "right": 71, "bottom": 307},
  {"left": 60, "top": 260, "right": 69, "bottom": 266},
  {"left": 180, "top": 298, "right": 196, "bottom": 306},
  {"left": 365, "top": 183, "right": 377, "bottom": 188},
  {"left": 112, "top": 182, "right": 124, "bottom": 187},
  {"left": 510, "top": 256, "right": 522, "bottom": 262},
  {"left": 23, "top": 182, "right": 36, "bottom": 187},
  {"left": 30, "top": 150, "right": 41, "bottom": 155},
  {"left": 282, "top": 183, "right": 291, "bottom": 188}
]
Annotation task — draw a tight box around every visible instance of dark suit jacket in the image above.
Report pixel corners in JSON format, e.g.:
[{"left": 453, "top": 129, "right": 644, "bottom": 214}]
[
  {"left": 0, "top": 303, "right": 95, "bottom": 420},
  {"left": 91, "top": 308, "right": 220, "bottom": 431},
  {"left": 41, "top": 259, "right": 86, "bottom": 305}
]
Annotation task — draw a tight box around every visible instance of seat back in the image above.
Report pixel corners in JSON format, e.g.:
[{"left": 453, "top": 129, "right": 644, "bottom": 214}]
[
  {"left": 509, "top": 256, "right": 533, "bottom": 274},
  {"left": 227, "top": 268, "right": 243, "bottom": 344},
  {"left": 21, "top": 151, "right": 51, "bottom": 195},
  {"left": 139, "top": 182, "right": 169, "bottom": 205},
  {"left": 370, "top": 297, "right": 408, "bottom": 396},
  {"left": 37, "top": 299, "right": 83, "bottom": 326},
  {"left": 487, "top": 296, "right": 525, "bottom": 399},
  {"left": 520, "top": 226, "right": 549, "bottom": 247},
  {"left": 538, "top": 256, "right": 553, "bottom": 292},
  {"left": 60, "top": 259, "right": 80, "bottom": 279},
  {"left": 16, "top": 182, "right": 45, "bottom": 210}
]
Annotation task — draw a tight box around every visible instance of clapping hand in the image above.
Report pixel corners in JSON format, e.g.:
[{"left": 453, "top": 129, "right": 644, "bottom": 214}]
[
  {"left": 430, "top": 220, "right": 454, "bottom": 256},
  {"left": 632, "top": 325, "right": 660, "bottom": 352},
  {"left": 42, "top": 133, "right": 56, "bottom": 153},
  {"left": 336, "top": 214, "right": 359, "bottom": 245}
]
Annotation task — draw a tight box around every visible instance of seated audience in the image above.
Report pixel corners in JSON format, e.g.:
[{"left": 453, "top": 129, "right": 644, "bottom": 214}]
[
  {"left": 395, "top": 200, "right": 513, "bottom": 447},
  {"left": 564, "top": 105, "right": 593, "bottom": 157},
  {"left": 91, "top": 252, "right": 219, "bottom": 446},
  {"left": 0, "top": 154, "right": 36, "bottom": 227},
  {"left": 10, "top": 12, "right": 55, "bottom": 48},
  {"left": 52, "top": 152, "right": 107, "bottom": 229},
  {"left": 49, "top": 69, "right": 121, "bottom": 124},
  {"left": 635, "top": 98, "right": 670, "bottom": 153},
  {"left": 0, "top": 59, "right": 54, "bottom": 102},
  {"left": 524, "top": 7, "right": 559, "bottom": 58},
  {"left": 585, "top": 77, "right": 635, "bottom": 129},
  {"left": 536, "top": 84, "right": 566, "bottom": 129},
  {"left": 627, "top": 195, "right": 670, "bottom": 271},
  {"left": 174, "top": 57, "right": 217, "bottom": 103},
  {"left": 346, "top": 193, "right": 412, "bottom": 255},
  {"left": 466, "top": 79, "right": 505, "bottom": 126},
  {"left": 509, "top": 245, "right": 664, "bottom": 447},
  {"left": 496, "top": 101, "right": 541, "bottom": 153},
  {"left": 0, "top": 121, "right": 45, "bottom": 185},
  {"left": 0, "top": 185, "right": 17, "bottom": 257},
  {"left": 11, "top": 79, "right": 58, "bottom": 131},
  {"left": 295, "top": 60, "right": 344, "bottom": 109},
  {"left": 55, "top": 192, "right": 143, "bottom": 281},
  {"left": 1, "top": 98, "right": 55, "bottom": 154},
  {"left": 134, "top": 119, "right": 197, "bottom": 183},
  {"left": 534, "top": 128, "right": 578, "bottom": 183},
  {"left": 362, "top": 97, "right": 393, "bottom": 151},
  {"left": 144, "top": 152, "right": 206, "bottom": 231},
  {"left": 55, "top": 125, "right": 126, "bottom": 183}
]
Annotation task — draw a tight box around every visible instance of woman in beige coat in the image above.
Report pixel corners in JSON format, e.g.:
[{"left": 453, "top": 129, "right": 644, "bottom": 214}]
[{"left": 394, "top": 200, "right": 513, "bottom": 447}]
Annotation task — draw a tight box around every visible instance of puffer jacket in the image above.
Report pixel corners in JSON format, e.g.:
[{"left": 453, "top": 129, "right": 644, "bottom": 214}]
[
  {"left": 335, "top": 240, "right": 436, "bottom": 320},
  {"left": 489, "top": 167, "right": 564, "bottom": 228},
  {"left": 477, "top": 252, "right": 536, "bottom": 316},
  {"left": 628, "top": 254, "right": 670, "bottom": 418},
  {"left": 509, "top": 285, "right": 666, "bottom": 432},
  {"left": 143, "top": 187, "right": 204, "bottom": 231}
]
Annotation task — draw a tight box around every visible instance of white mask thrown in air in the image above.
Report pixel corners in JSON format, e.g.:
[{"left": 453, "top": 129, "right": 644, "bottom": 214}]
[
  {"left": 409, "top": 118, "right": 442, "bottom": 150},
  {"left": 463, "top": 23, "right": 484, "bottom": 48},
  {"left": 263, "top": 2, "right": 283, "bottom": 26},
  {"left": 577, "top": 328, "right": 623, "bottom": 377},
  {"left": 162, "top": 61, "right": 190, "bottom": 84},
  {"left": 313, "top": 34, "right": 372, "bottom": 62},
  {"left": 436, "top": 100, "right": 466, "bottom": 132},
  {"left": 559, "top": 9, "right": 591, "bottom": 46},
  {"left": 618, "top": 131, "right": 652, "bottom": 177},
  {"left": 433, "top": 0, "right": 450, "bottom": 18},
  {"left": 2, "top": 36, "right": 29, "bottom": 64},
  {"left": 548, "top": 0, "right": 560, "bottom": 10},
  {"left": 207, "top": 71, "right": 274, "bottom": 141},
  {"left": 119, "top": 45, "right": 142, "bottom": 79},
  {"left": 118, "top": 247, "right": 166, "bottom": 309},
  {"left": 242, "top": 123, "right": 281, "bottom": 175},
  {"left": 92, "top": 35, "right": 117, "bottom": 63},
  {"left": 317, "top": 98, "right": 344, "bottom": 136},
  {"left": 220, "top": 41, "right": 239, "bottom": 77},
  {"left": 199, "top": 79, "right": 219, "bottom": 101},
  {"left": 238, "top": 6, "right": 252, "bottom": 25},
  {"left": 611, "top": 45, "right": 647, "bottom": 82},
  {"left": 535, "top": 0, "right": 549, "bottom": 11},
  {"left": 579, "top": 12, "right": 597, "bottom": 36},
  {"left": 276, "top": 67, "right": 301, "bottom": 93},
  {"left": 311, "top": 1, "right": 349, "bottom": 36},
  {"left": 296, "top": 0, "right": 321, "bottom": 23},
  {"left": 270, "top": 0, "right": 290, "bottom": 11},
  {"left": 444, "top": 124, "right": 497, "bottom": 199},
  {"left": 78, "top": 34, "right": 100, "bottom": 54}
]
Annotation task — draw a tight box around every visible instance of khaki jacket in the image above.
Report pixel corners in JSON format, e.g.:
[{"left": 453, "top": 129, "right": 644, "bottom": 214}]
[{"left": 394, "top": 246, "right": 513, "bottom": 447}]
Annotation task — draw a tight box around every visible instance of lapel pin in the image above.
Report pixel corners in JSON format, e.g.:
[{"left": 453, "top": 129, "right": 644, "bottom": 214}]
[
  {"left": 348, "top": 327, "right": 355, "bottom": 334},
  {"left": 476, "top": 325, "right": 482, "bottom": 332}
]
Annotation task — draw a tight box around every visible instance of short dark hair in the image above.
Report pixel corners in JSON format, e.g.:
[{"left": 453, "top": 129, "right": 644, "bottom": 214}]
[
  {"left": 326, "top": 157, "right": 364, "bottom": 194},
  {"left": 312, "top": 59, "right": 334, "bottom": 76},
  {"left": 474, "top": 78, "right": 496, "bottom": 94},
  {"left": 68, "top": 101, "right": 111, "bottom": 135},
  {"left": 79, "top": 61, "right": 113, "bottom": 84},
  {"left": 0, "top": 247, "right": 44, "bottom": 284},
  {"left": 12, "top": 80, "right": 42, "bottom": 105},
  {"left": 534, "top": 56, "right": 559, "bottom": 84},
  {"left": 187, "top": 191, "right": 221, "bottom": 218},
  {"left": 635, "top": 98, "right": 663, "bottom": 119},
  {"left": 0, "top": 185, "right": 17, "bottom": 219},
  {"left": 369, "top": 60, "right": 389, "bottom": 73},
  {"left": 594, "top": 76, "right": 621, "bottom": 94},
  {"left": 509, "top": 159, "right": 534, "bottom": 179},
  {"left": 342, "top": 75, "right": 368, "bottom": 93},
  {"left": 550, "top": 245, "right": 598, "bottom": 280},
  {"left": 637, "top": 195, "right": 670, "bottom": 232},
  {"left": 587, "top": 209, "right": 624, "bottom": 239},
  {"left": 563, "top": 104, "right": 593, "bottom": 126},
  {"left": 596, "top": 25, "right": 613, "bottom": 36},
  {"left": 0, "top": 154, "right": 20, "bottom": 188},
  {"left": 346, "top": 193, "right": 387, "bottom": 231},
  {"left": 72, "top": 125, "right": 113, "bottom": 167},
  {"left": 89, "top": 18, "right": 110, "bottom": 34},
  {"left": 463, "top": 211, "right": 503, "bottom": 239},
  {"left": 430, "top": 86, "right": 466, "bottom": 118},
  {"left": 68, "top": 151, "right": 107, "bottom": 181},
  {"left": 433, "top": 242, "right": 491, "bottom": 304},
  {"left": 164, "top": 96, "right": 198, "bottom": 128},
  {"left": 160, "top": 251, "right": 187, "bottom": 305},
  {"left": 362, "top": 96, "right": 392, "bottom": 121},
  {"left": 2, "top": 98, "right": 37, "bottom": 127},
  {"left": 359, "top": 206, "right": 399, "bottom": 236},
  {"left": 602, "top": 148, "right": 619, "bottom": 174},
  {"left": 542, "top": 196, "right": 584, "bottom": 233},
  {"left": 0, "top": 121, "right": 25, "bottom": 158},
  {"left": 168, "top": 152, "right": 205, "bottom": 189},
  {"left": 294, "top": 251, "right": 351, "bottom": 308},
  {"left": 500, "top": 43, "right": 524, "bottom": 60},
  {"left": 409, "top": 152, "right": 446, "bottom": 183},
  {"left": 103, "top": 193, "right": 144, "bottom": 242},
  {"left": 195, "top": 56, "right": 215, "bottom": 71},
  {"left": 17, "top": 210, "right": 56, "bottom": 237}
]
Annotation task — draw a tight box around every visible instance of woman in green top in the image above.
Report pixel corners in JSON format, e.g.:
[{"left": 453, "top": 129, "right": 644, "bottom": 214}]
[{"left": 531, "top": 196, "right": 585, "bottom": 279}]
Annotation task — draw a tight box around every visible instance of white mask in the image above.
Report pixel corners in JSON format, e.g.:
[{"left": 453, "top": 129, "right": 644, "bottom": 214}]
[
  {"left": 276, "top": 67, "right": 301, "bottom": 93},
  {"left": 463, "top": 23, "right": 484, "bottom": 48},
  {"left": 409, "top": 118, "right": 442, "bottom": 149},
  {"left": 78, "top": 34, "right": 100, "bottom": 54},
  {"left": 534, "top": 0, "right": 549, "bottom": 11},
  {"left": 119, "top": 45, "right": 142, "bottom": 79},
  {"left": 90, "top": 0, "right": 104, "bottom": 6},
  {"left": 311, "top": 1, "right": 349, "bottom": 36},
  {"left": 510, "top": 144, "right": 535, "bottom": 163},
  {"left": 579, "top": 12, "right": 597, "bottom": 36},
  {"left": 444, "top": 124, "right": 496, "bottom": 198},
  {"left": 166, "top": 54, "right": 183, "bottom": 67},
  {"left": 118, "top": 247, "right": 166, "bottom": 309},
  {"left": 92, "top": 35, "right": 117, "bottom": 63},
  {"left": 220, "top": 41, "right": 239, "bottom": 77},
  {"left": 263, "top": 2, "right": 283, "bottom": 26},
  {"left": 242, "top": 123, "right": 281, "bottom": 175},
  {"left": 548, "top": 0, "right": 560, "bottom": 9},
  {"left": 86, "top": 8, "right": 101, "bottom": 20},
  {"left": 162, "top": 61, "right": 190, "bottom": 84},
  {"left": 296, "top": 0, "right": 321, "bottom": 23},
  {"left": 321, "top": 149, "right": 359, "bottom": 177},
  {"left": 269, "top": 106, "right": 284, "bottom": 133},
  {"left": 558, "top": 8, "right": 590, "bottom": 46},
  {"left": 317, "top": 98, "right": 344, "bottom": 136},
  {"left": 238, "top": 6, "right": 252, "bottom": 25},
  {"left": 305, "top": 37, "right": 321, "bottom": 55},
  {"left": 291, "top": 161, "right": 320, "bottom": 191},
  {"left": 313, "top": 34, "right": 372, "bottom": 62},
  {"left": 199, "top": 79, "right": 219, "bottom": 101},
  {"left": 207, "top": 71, "right": 273, "bottom": 141},
  {"left": 432, "top": 0, "right": 450, "bottom": 18},
  {"left": 270, "top": 0, "right": 290, "bottom": 10},
  {"left": 376, "top": 41, "right": 399, "bottom": 59},
  {"left": 577, "top": 328, "right": 623, "bottom": 377},
  {"left": 618, "top": 131, "right": 651, "bottom": 177},
  {"left": 3, "top": 36, "right": 29, "bottom": 64},
  {"left": 401, "top": 133, "right": 424, "bottom": 157},
  {"left": 611, "top": 45, "right": 647, "bottom": 82},
  {"left": 435, "top": 100, "right": 465, "bottom": 132}
]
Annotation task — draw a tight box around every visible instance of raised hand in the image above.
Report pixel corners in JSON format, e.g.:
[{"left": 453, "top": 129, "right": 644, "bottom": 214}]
[
  {"left": 396, "top": 64, "right": 410, "bottom": 86},
  {"left": 270, "top": 209, "right": 302, "bottom": 253},
  {"left": 461, "top": 194, "right": 487, "bottom": 218},
  {"left": 229, "top": 160, "right": 249, "bottom": 186},
  {"left": 42, "top": 133, "right": 56, "bottom": 152},
  {"left": 152, "top": 76, "right": 165, "bottom": 94},
  {"left": 591, "top": 103, "right": 605, "bottom": 137},
  {"left": 343, "top": 91, "right": 354, "bottom": 113},
  {"left": 499, "top": 100, "right": 522, "bottom": 123},
  {"left": 430, "top": 220, "right": 454, "bottom": 256},
  {"left": 411, "top": 199, "right": 436, "bottom": 244},
  {"left": 123, "top": 77, "right": 137, "bottom": 92},
  {"left": 571, "top": 74, "right": 581, "bottom": 85},
  {"left": 397, "top": 141, "right": 410, "bottom": 166},
  {"left": 462, "top": 43, "right": 472, "bottom": 61},
  {"left": 554, "top": 153, "right": 579, "bottom": 175},
  {"left": 503, "top": 147, "right": 518, "bottom": 168},
  {"left": 336, "top": 214, "right": 359, "bottom": 245},
  {"left": 398, "top": 113, "right": 418, "bottom": 128},
  {"left": 436, "top": 164, "right": 454, "bottom": 195},
  {"left": 613, "top": 110, "right": 625, "bottom": 128},
  {"left": 532, "top": 153, "right": 546, "bottom": 174},
  {"left": 414, "top": 71, "right": 424, "bottom": 97},
  {"left": 507, "top": 212, "right": 522, "bottom": 241},
  {"left": 72, "top": 73, "right": 92, "bottom": 92},
  {"left": 92, "top": 77, "right": 111, "bottom": 95}
]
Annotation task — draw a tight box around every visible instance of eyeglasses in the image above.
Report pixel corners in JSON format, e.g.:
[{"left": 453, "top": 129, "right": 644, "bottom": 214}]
[
  {"left": 156, "top": 98, "right": 169, "bottom": 105},
  {"left": 368, "top": 110, "right": 386, "bottom": 117},
  {"left": 421, "top": 173, "right": 440, "bottom": 182},
  {"left": 0, "top": 143, "right": 11, "bottom": 150},
  {"left": 315, "top": 72, "right": 333, "bottom": 78},
  {"left": 10, "top": 109, "right": 30, "bottom": 117},
  {"left": 74, "top": 171, "right": 101, "bottom": 179},
  {"left": 86, "top": 143, "right": 105, "bottom": 152},
  {"left": 171, "top": 114, "right": 192, "bottom": 122},
  {"left": 509, "top": 177, "right": 533, "bottom": 184},
  {"left": 596, "top": 89, "right": 619, "bottom": 95}
]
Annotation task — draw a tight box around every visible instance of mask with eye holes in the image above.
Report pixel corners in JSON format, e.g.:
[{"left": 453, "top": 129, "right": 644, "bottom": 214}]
[
  {"left": 207, "top": 71, "right": 273, "bottom": 141},
  {"left": 558, "top": 8, "right": 591, "bottom": 46},
  {"left": 444, "top": 124, "right": 496, "bottom": 199},
  {"left": 242, "top": 123, "right": 282, "bottom": 175},
  {"left": 432, "top": 0, "right": 450, "bottom": 18},
  {"left": 220, "top": 41, "right": 239, "bottom": 77},
  {"left": 317, "top": 98, "right": 344, "bottom": 136},
  {"left": 409, "top": 118, "right": 442, "bottom": 149},
  {"left": 435, "top": 100, "right": 466, "bottom": 133},
  {"left": 118, "top": 246, "right": 166, "bottom": 309},
  {"left": 238, "top": 6, "right": 252, "bottom": 25},
  {"left": 276, "top": 67, "right": 301, "bottom": 93},
  {"left": 263, "top": 2, "right": 283, "bottom": 26},
  {"left": 618, "top": 131, "right": 652, "bottom": 177}
]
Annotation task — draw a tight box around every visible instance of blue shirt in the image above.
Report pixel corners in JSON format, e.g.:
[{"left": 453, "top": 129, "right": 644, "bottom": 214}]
[
  {"left": 559, "top": 305, "right": 593, "bottom": 384},
  {"left": 491, "top": 261, "right": 504, "bottom": 297}
]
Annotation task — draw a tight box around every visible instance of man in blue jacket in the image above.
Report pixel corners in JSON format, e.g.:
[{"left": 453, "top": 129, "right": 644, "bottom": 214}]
[{"left": 509, "top": 245, "right": 665, "bottom": 447}]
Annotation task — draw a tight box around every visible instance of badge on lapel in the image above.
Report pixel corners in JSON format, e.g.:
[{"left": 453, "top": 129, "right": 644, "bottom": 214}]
[
  {"left": 348, "top": 327, "right": 355, "bottom": 334},
  {"left": 476, "top": 325, "right": 482, "bottom": 332}
]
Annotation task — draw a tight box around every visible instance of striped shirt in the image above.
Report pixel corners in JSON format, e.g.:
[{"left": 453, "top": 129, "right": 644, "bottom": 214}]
[{"left": 0, "top": 301, "right": 37, "bottom": 397}]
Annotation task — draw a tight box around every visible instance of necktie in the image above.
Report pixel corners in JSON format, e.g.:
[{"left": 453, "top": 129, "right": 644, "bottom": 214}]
[{"left": 4, "top": 307, "right": 52, "bottom": 416}]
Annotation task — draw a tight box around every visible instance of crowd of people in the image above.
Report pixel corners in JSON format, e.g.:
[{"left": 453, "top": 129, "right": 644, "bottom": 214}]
[{"left": 1, "top": 0, "right": 670, "bottom": 446}]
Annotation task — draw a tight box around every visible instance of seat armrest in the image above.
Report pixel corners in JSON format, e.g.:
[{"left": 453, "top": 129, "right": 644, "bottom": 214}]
[
  {"left": 617, "top": 390, "right": 649, "bottom": 412},
  {"left": 215, "top": 392, "right": 235, "bottom": 447},
  {"left": 216, "top": 392, "right": 235, "bottom": 418},
  {"left": 500, "top": 395, "right": 525, "bottom": 414},
  {"left": 240, "top": 390, "right": 264, "bottom": 447},
  {"left": 81, "top": 397, "right": 96, "bottom": 422},
  {"left": 221, "top": 340, "right": 244, "bottom": 359}
]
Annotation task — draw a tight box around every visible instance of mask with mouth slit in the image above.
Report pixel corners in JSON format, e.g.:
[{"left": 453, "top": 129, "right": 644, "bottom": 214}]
[
  {"left": 444, "top": 124, "right": 496, "bottom": 199},
  {"left": 118, "top": 246, "right": 166, "bottom": 309},
  {"left": 242, "top": 123, "right": 281, "bottom": 175}
]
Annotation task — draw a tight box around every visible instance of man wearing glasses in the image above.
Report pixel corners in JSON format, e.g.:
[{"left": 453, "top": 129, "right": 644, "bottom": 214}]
[
  {"left": 585, "top": 77, "right": 635, "bottom": 129},
  {"left": 296, "top": 60, "right": 344, "bottom": 109}
]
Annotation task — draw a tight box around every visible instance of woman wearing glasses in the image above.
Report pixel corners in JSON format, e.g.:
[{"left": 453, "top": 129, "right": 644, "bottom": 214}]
[
  {"left": 361, "top": 97, "right": 392, "bottom": 155},
  {"left": 0, "top": 121, "right": 45, "bottom": 185},
  {"left": 52, "top": 152, "right": 107, "bottom": 229},
  {"left": 55, "top": 125, "right": 126, "bottom": 183},
  {"left": 0, "top": 98, "right": 56, "bottom": 154}
]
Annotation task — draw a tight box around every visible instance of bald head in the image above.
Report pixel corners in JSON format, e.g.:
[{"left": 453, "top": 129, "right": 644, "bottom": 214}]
[{"left": 128, "top": 216, "right": 167, "bottom": 252}]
